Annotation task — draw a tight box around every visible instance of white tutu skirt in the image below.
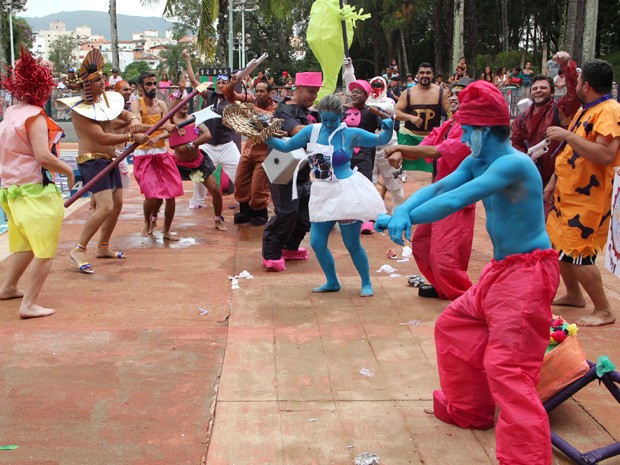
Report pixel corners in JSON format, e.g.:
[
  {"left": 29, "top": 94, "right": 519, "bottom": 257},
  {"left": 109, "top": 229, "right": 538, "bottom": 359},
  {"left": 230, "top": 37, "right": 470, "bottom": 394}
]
[{"left": 309, "top": 171, "right": 387, "bottom": 222}]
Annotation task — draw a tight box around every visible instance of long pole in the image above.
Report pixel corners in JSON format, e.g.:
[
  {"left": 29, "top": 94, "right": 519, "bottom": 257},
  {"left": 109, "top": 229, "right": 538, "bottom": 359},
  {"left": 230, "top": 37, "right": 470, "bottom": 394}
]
[
  {"left": 241, "top": 6, "right": 246, "bottom": 68},
  {"left": 9, "top": 5, "right": 15, "bottom": 66},
  {"left": 228, "top": 0, "right": 234, "bottom": 68},
  {"left": 64, "top": 86, "right": 207, "bottom": 207},
  {"left": 339, "top": 0, "right": 349, "bottom": 58}
]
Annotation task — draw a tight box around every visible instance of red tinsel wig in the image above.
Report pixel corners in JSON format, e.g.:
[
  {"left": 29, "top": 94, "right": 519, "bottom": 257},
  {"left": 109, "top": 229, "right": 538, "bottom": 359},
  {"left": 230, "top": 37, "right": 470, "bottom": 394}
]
[{"left": 2, "top": 47, "right": 55, "bottom": 108}]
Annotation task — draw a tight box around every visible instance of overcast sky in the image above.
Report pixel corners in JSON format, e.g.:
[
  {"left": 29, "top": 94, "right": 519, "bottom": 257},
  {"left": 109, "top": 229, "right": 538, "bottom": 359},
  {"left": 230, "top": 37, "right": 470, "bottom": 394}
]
[{"left": 20, "top": 0, "right": 165, "bottom": 18}]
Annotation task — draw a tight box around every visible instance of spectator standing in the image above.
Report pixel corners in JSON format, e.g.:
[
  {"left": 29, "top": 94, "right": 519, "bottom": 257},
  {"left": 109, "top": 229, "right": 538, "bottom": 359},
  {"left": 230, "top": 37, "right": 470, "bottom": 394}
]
[
  {"left": 494, "top": 67, "right": 508, "bottom": 88},
  {"left": 509, "top": 67, "right": 523, "bottom": 88},
  {"left": 390, "top": 59, "right": 399, "bottom": 75},
  {"left": 546, "top": 56, "right": 560, "bottom": 78},
  {"left": 66, "top": 67, "right": 80, "bottom": 92},
  {"left": 383, "top": 67, "right": 394, "bottom": 82},
  {"left": 480, "top": 66, "right": 494, "bottom": 83},
  {"left": 448, "top": 66, "right": 465, "bottom": 84},
  {"left": 387, "top": 76, "right": 402, "bottom": 102},
  {"left": 108, "top": 68, "right": 122, "bottom": 88},
  {"left": 522, "top": 62, "right": 534, "bottom": 96}
]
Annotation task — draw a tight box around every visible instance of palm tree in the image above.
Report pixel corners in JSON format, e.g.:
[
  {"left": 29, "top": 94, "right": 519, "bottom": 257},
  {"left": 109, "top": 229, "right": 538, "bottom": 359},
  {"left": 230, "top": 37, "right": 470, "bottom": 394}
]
[{"left": 110, "top": 0, "right": 119, "bottom": 70}]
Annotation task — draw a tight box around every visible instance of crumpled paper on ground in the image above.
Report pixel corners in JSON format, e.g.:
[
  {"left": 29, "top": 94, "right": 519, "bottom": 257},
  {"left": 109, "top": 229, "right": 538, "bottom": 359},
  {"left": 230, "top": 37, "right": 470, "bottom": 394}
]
[
  {"left": 354, "top": 453, "right": 380, "bottom": 465},
  {"left": 227, "top": 270, "right": 255, "bottom": 289},
  {"left": 376, "top": 264, "right": 397, "bottom": 273}
]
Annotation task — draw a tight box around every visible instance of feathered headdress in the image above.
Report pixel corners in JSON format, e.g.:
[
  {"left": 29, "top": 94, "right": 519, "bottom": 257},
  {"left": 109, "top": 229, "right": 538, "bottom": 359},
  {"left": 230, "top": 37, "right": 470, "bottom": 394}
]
[
  {"left": 79, "top": 48, "right": 106, "bottom": 105},
  {"left": 2, "top": 47, "right": 55, "bottom": 108}
]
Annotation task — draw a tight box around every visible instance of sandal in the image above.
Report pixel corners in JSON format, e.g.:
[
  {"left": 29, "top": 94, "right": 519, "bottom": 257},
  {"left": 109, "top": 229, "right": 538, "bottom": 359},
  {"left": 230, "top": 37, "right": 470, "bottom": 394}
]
[
  {"left": 69, "top": 255, "right": 94, "bottom": 274},
  {"left": 214, "top": 215, "right": 228, "bottom": 231},
  {"left": 96, "top": 242, "right": 127, "bottom": 259},
  {"left": 96, "top": 251, "right": 127, "bottom": 259}
]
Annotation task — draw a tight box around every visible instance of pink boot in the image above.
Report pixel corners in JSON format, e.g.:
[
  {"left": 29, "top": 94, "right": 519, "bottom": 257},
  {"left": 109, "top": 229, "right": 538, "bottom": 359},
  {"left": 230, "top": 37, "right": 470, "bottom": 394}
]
[
  {"left": 263, "top": 258, "right": 286, "bottom": 272},
  {"left": 281, "top": 247, "right": 309, "bottom": 261},
  {"left": 360, "top": 221, "right": 374, "bottom": 235}
]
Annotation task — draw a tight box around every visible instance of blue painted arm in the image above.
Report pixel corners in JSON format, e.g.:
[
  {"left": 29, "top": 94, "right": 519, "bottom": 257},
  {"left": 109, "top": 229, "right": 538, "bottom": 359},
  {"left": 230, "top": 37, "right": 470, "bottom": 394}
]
[
  {"left": 266, "top": 124, "right": 312, "bottom": 151},
  {"left": 350, "top": 118, "right": 394, "bottom": 148},
  {"left": 375, "top": 158, "right": 474, "bottom": 243},
  {"left": 409, "top": 156, "right": 526, "bottom": 224}
]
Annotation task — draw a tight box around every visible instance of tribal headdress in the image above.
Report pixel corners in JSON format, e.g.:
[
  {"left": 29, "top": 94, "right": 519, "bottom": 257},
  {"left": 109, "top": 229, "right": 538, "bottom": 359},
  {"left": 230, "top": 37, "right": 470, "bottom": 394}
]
[
  {"left": 2, "top": 47, "right": 54, "bottom": 108},
  {"left": 79, "top": 48, "right": 106, "bottom": 105}
]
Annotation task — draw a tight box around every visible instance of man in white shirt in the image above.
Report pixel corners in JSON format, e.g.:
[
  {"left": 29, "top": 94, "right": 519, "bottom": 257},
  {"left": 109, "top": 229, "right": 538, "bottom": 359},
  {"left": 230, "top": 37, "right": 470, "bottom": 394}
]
[{"left": 108, "top": 68, "right": 123, "bottom": 87}]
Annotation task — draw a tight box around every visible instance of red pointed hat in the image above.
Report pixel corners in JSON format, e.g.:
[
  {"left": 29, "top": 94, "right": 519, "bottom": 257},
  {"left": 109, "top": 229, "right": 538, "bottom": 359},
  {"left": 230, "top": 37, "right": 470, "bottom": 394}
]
[{"left": 457, "top": 80, "right": 510, "bottom": 127}]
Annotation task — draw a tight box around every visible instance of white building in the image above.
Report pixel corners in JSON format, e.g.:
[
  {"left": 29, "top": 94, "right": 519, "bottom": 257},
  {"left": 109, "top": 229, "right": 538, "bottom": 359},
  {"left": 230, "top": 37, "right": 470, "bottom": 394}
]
[
  {"left": 31, "top": 22, "right": 174, "bottom": 73},
  {"left": 33, "top": 20, "right": 73, "bottom": 61}
]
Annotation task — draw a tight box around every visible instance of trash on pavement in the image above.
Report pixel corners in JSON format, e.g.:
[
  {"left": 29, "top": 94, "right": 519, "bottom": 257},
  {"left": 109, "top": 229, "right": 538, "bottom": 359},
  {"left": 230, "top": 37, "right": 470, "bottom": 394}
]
[
  {"left": 227, "top": 270, "right": 255, "bottom": 289},
  {"left": 376, "top": 264, "right": 397, "bottom": 274},
  {"left": 354, "top": 452, "right": 380, "bottom": 465}
]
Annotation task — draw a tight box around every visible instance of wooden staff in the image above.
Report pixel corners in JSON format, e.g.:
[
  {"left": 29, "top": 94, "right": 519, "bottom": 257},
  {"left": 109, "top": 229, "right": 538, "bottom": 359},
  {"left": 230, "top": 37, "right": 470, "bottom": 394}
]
[{"left": 64, "top": 82, "right": 210, "bottom": 208}]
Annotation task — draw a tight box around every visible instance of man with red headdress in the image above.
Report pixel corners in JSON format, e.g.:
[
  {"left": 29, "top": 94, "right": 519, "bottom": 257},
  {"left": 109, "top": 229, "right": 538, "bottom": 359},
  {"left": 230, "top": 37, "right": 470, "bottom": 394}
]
[
  {"left": 384, "top": 77, "right": 475, "bottom": 300},
  {"left": 377, "top": 81, "right": 560, "bottom": 465},
  {"left": 59, "top": 49, "right": 148, "bottom": 274},
  {"left": 0, "top": 48, "right": 75, "bottom": 318}
]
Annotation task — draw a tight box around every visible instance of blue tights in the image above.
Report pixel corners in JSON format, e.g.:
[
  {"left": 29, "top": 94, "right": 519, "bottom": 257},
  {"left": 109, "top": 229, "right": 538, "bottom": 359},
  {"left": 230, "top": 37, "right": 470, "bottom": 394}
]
[{"left": 309, "top": 220, "right": 373, "bottom": 297}]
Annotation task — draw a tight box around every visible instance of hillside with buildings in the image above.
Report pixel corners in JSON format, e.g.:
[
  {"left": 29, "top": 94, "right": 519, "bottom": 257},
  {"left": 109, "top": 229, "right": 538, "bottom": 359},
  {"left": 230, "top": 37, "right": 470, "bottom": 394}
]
[
  {"left": 22, "top": 11, "right": 171, "bottom": 41},
  {"left": 25, "top": 13, "right": 196, "bottom": 74}
]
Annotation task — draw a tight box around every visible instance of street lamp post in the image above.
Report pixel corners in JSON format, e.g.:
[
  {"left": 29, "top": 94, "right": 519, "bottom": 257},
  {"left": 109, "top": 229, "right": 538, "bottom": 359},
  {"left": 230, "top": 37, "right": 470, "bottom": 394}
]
[
  {"left": 1, "top": 0, "right": 27, "bottom": 66},
  {"left": 233, "top": 0, "right": 258, "bottom": 69}
]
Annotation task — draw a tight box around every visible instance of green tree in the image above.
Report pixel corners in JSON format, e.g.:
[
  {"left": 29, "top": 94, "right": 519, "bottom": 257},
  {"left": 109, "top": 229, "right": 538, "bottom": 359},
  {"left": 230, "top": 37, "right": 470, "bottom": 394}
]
[
  {"left": 157, "top": 43, "right": 188, "bottom": 82},
  {"left": 48, "top": 35, "right": 75, "bottom": 76},
  {"left": 123, "top": 60, "right": 153, "bottom": 84},
  {"left": 1, "top": 14, "right": 33, "bottom": 68},
  {"left": 142, "top": 0, "right": 293, "bottom": 58}
]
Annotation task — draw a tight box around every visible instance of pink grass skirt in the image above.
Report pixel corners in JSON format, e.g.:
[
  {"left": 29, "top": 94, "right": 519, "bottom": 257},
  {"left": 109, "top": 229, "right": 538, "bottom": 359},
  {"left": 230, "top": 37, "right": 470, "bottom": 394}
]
[{"left": 132, "top": 150, "right": 184, "bottom": 199}]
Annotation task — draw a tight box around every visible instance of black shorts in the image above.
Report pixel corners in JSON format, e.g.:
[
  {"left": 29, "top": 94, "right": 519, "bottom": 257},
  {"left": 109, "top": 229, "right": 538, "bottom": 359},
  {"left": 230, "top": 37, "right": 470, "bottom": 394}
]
[
  {"left": 77, "top": 158, "right": 122, "bottom": 194},
  {"left": 558, "top": 250, "right": 597, "bottom": 265},
  {"left": 175, "top": 149, "right": 216, "bottom": 181}
]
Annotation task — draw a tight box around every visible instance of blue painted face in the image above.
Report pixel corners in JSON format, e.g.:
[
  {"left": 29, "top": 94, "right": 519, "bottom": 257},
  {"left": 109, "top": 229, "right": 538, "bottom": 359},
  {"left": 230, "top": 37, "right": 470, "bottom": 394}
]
[
  {"left": 461, "top": 124, "right": 483, "bottom": 158},
  {"left": 319, "top": 111, "right": 341, "bottom": 132}
]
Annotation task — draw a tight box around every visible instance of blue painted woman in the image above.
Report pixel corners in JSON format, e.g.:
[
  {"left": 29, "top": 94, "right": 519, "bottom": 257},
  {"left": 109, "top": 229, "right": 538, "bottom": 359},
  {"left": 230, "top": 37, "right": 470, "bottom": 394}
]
[{"left": 267, "top": 94, "right": 393, "bottom": 296}]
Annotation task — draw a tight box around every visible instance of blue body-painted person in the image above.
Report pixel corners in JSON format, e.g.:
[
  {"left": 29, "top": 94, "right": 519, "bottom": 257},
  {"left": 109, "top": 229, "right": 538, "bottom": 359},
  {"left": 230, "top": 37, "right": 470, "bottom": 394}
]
[
  {"left": 376, "top": 80, "right": 560, "bottom": 465},
  {"left": 267, "top": 94, "right": 394, "bottom": 296}
]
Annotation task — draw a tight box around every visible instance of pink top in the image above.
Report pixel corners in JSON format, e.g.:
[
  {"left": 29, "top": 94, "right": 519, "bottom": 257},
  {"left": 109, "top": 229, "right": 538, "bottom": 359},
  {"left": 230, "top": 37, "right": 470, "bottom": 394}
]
[
  {"left": 168, "top": 123, "right": 199, "bottom": 147},
  {"left": 158, "top": 80, "right": 173, "bottom": 89},
  {"left": 0, "top": 103, "right": 63, "bottom": 187}
]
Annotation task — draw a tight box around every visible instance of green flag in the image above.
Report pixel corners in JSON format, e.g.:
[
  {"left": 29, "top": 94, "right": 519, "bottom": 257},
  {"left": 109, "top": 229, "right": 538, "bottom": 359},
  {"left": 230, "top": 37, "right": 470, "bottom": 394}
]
[{"left": 307, "top": 0, "right": 370, "bottom": 101}]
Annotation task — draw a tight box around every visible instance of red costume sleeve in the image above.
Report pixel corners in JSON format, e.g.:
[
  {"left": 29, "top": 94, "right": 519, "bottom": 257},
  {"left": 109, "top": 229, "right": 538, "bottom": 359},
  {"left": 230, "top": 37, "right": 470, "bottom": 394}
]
[
  {"left": 556, "top": 61, "right": 580, "bottom": 122},
  {"left": 511, "top": 113, "right": 528, "bottom": 153}
]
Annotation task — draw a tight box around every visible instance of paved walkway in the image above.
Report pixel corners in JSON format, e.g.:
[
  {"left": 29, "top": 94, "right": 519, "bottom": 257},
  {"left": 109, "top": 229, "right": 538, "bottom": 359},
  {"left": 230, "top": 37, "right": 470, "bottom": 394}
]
[{"left": 0, "top": 173, "right": 618, "bottom": 465}]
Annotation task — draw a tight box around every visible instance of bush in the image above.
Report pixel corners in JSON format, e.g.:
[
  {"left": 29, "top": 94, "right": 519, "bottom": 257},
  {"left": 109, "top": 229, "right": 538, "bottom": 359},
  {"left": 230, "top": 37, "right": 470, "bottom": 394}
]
[{"left": 123, "top": 61, "right": 154, "bottom": 85}]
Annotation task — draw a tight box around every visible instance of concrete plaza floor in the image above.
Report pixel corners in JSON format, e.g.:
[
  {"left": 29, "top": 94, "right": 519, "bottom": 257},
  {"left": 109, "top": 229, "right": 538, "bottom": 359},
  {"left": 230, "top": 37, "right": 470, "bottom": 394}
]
[{"left": 0, "top": 171, "right": 618, "bottom": 465}]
